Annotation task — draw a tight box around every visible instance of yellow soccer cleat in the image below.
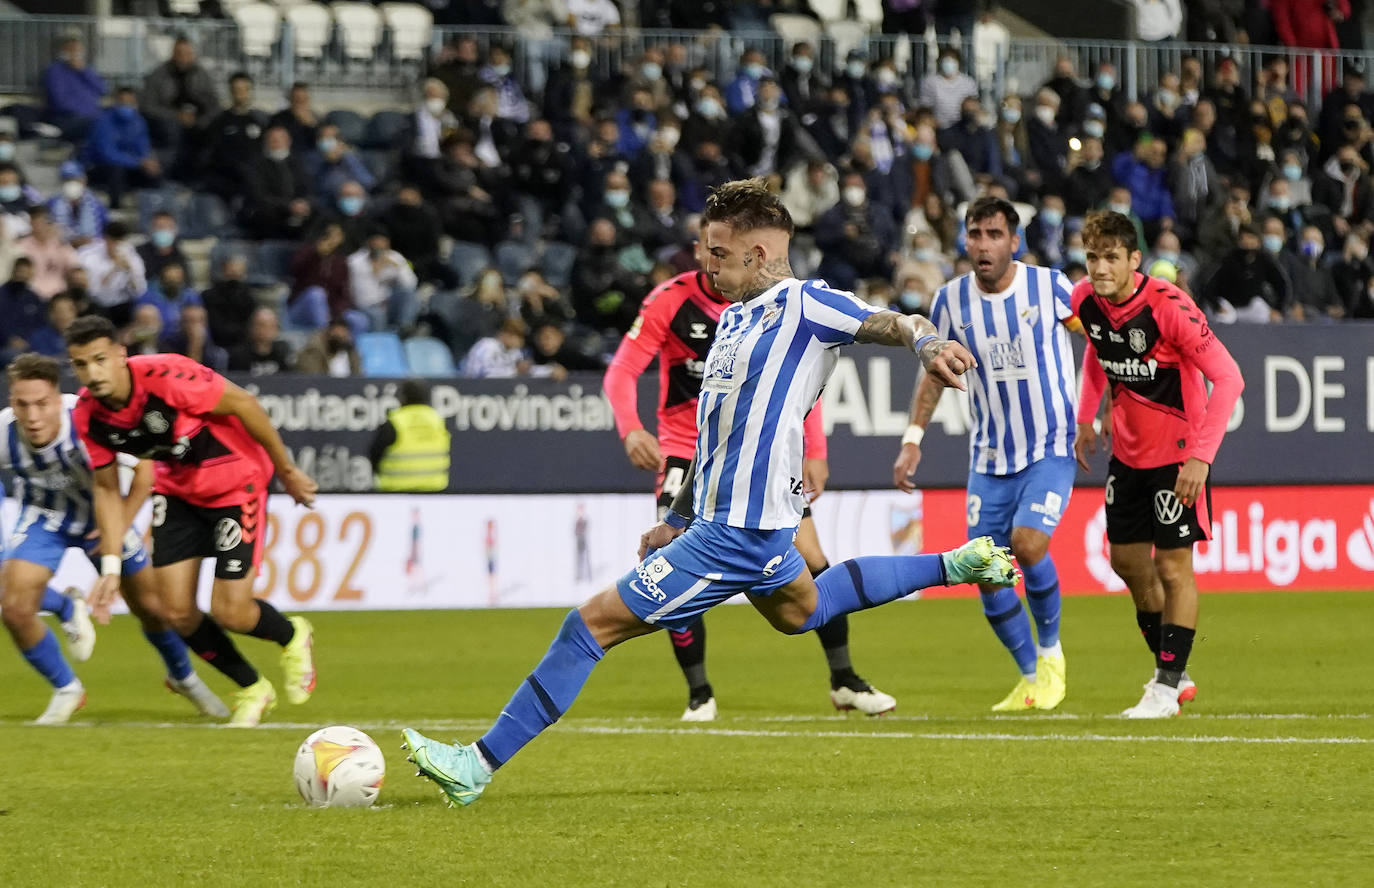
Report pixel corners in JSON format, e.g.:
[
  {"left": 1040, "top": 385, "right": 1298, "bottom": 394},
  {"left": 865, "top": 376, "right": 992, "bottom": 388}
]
[
  {"left": 991, "top": 675, "right": 1037, "bottom": 712},
  {"left": 281, "top": 616, "right": 317, "bottom": 705},
  {"left": 1033, "top": 653, "right": 1067, "bottom": 710},
  {"left": 228, "top": 677, "right": 277, "bottom": 727}
]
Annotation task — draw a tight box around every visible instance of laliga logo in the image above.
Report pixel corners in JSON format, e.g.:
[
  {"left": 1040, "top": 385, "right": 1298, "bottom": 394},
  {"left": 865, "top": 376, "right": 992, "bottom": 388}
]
[
  {"left": 1083, "top": 505, "right": 1126, "bottom": 592},
  {"left": 1347, "top": 500, "right": 1374, "bottom": 571}
]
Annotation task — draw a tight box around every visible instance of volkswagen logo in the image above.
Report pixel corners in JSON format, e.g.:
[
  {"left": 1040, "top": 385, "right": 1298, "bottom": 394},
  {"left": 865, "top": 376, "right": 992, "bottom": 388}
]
[{"left": 1154, "top": 490, "right": 1185, "bottom": 525}]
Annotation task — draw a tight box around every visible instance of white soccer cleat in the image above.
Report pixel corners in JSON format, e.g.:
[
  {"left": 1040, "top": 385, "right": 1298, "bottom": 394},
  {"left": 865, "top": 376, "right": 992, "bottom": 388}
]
[
  {"left": 60, "top": 590, "right": 96, "bottom": 662},
  {"left": 830, "top": 684, "right": 897, "bottom": 716},
  {"left": 681, "top": 696, "right": 717, "bottom": 722},
  {"left": 1177, "top": 673, "right": 1197, "bottom": 705},
  {"left": 1122, "top": 680, "right": 1181, "bottom": 719},
  {"left": 34, "top": 679, "right": 86, "bottom": 725},
  {"left": 167, "top": 673, "right": 231, "bottom": 718}
]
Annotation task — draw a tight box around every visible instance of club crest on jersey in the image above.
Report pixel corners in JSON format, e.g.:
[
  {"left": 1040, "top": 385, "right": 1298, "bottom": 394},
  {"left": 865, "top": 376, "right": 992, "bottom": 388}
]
[
  {"left": 759, "top": 304, "right": 784, "bottom": 330},
  {"left": 1128, "top": 328, "right": 1148, "bottom": 354},
  {"left": 144, "top": 410, "right": 169, "bottom": 434}
]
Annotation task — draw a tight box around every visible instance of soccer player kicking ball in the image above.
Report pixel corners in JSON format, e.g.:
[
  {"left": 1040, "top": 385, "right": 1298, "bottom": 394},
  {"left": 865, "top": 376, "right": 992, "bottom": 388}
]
[
  {"left": 402, "top": 179, "right": 1020, "bottom": 807},
  {"left": 893, "top": 197, "right": 1081, "bottom": 713},
  {"left": 65, "top": 317, "right": 320, "bottom": 727},
  {"left": 605, "top": 239, "right": 896, "bottom": 720},
  {"left": 0, "top": 354, "right": 227, "bottom": 724},
  {"left": 1072, "top": 211, "right": 1244, "bottom": 718}
]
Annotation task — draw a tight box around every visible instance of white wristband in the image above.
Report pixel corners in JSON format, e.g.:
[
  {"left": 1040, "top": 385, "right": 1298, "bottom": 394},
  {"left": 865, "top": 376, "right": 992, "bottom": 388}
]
[
  {"left": 901, "top": 425, "right": 926, "bottom": 447},
  {"left": 101, "top": 555, "right": 121, "bottom": 577}
]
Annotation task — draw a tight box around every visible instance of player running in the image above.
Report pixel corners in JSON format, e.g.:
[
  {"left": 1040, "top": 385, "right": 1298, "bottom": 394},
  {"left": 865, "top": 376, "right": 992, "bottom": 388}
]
[
  {"left": 64, "top": 316, "right": 320, "bottom": 727},
  {"left": 604, "top": 242, "right": 896, "bottom": 720},
  {"left": 892, "top": 197, "right": 1080, "bottom": 712},
  {"left": 1072, "top": 210, "right": 1244, "bottom": 718},
  {"left": 402, "top": 179, "right": 1018, "bottom": 807},
  {"left": 0, "top": 353, "right": 227, "bottom": 724}
]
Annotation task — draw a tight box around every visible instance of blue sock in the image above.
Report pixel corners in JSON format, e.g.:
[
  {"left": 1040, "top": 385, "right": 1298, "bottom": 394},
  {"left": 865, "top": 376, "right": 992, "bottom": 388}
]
[
  {"left": 1022, "top": 556, "right": 1061, "bottom": 650},
  {"left": 21, "top": 628, "right": 76, "bottom": 688},
  {"left": 144, "top": 629, "right": 194, "bottom": 681},
  {"left": 796, "top": 555, "right": 947, "bottom": 634},
  {"left": 981, "top": 587, "right": 1037, "bottom": 677},
  {"left": 41, "top": 587, "right": 74, "bottom": 622},
  {"left": 476, "top": 609, "right": 604, "bottom": 770}
]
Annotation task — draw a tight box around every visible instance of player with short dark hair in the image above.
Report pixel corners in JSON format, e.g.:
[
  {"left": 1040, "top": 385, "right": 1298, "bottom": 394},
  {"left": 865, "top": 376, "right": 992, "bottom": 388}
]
[
  {"left": 1073, "top": 210, "right": 1245, "bottom": 718},
  {"left": 64, "top": 315, "right": 320, "bottom": 727},
  {"left": 894, "top": 196, "right": 1083, "bottom": 711},
  {"left": 401, "top": 178, "right": 1016, "bottom": 807},
  {"left": 0, "top": 353, "right": 228, "bottom": 723},
  {"left": 605, "top": 239, "right": 896, "bottom": 720}
]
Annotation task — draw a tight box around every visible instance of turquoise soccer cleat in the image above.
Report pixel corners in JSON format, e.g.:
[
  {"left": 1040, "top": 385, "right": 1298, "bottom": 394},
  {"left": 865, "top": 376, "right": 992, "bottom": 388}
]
[
  {"left": 941, "top": 536, "right": 1021, "bottom": 586},
  {"left": 401, "top": 728, "right": 491, "bottom": 808}
]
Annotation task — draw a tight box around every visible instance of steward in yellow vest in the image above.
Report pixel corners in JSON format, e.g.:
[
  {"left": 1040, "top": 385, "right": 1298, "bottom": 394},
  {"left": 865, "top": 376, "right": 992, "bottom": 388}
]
[{"left": 371, "top": 380, "right": 451, "bottom": 492}]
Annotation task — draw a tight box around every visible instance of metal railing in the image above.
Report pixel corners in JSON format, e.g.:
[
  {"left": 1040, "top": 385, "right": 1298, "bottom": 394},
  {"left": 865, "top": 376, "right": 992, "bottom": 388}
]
[{"left": 0, "top": 15, "right": 1369, "bottom": 113}]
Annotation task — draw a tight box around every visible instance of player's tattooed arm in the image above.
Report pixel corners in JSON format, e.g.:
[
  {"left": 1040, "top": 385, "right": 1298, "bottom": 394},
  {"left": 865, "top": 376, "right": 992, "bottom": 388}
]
[
  {"left": 855, "top": 311, "right": 978, "bottom": 390},
  {"left": 909, "top": 371, "right": 945, "bottom": 427},
  {"left": 854, "top": 310, "right": 929, "bottom": 347}
]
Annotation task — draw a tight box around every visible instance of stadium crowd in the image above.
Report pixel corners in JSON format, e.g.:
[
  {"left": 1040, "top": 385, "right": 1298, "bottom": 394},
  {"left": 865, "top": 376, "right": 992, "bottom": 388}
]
[{"left": 2, "top": 1, "right": 1373, "bottom": 380}]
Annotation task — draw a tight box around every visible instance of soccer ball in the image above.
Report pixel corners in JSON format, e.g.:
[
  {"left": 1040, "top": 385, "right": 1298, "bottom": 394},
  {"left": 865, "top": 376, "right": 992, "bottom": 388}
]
[{"left": 293, "top": 725, "right": 386, "bottom": 808}]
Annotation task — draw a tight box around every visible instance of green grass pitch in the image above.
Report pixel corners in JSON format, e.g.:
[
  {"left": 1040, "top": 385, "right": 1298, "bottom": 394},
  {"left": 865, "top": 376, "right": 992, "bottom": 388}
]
[{"left": 2, "top": 591, "right": 1371, "bottom": 887}]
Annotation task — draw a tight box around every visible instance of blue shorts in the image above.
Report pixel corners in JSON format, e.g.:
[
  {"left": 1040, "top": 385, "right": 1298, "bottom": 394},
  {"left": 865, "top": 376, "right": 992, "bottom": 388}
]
[
  {"left": 965, "top": 456, "right": 1077, "bottom": 545},
  {"left": 616, "top": 519, "right": 806, "bottom": 633},
  {"left": 7, "top": 508, "right": 149, "bottom": 577}
]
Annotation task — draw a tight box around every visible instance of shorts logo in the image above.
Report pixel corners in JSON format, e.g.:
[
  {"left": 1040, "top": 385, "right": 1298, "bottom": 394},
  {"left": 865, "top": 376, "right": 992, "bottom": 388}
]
[
  {"left": 689, "top": 322, "right": 710, "bottom": 339},
  {"left": 1128, "top": 328, "right": 1148, "bottom": 354},
  {"left": 225, "top": 559, "right": 243, "bottom": 574},
  {"left": 144, "top": 411, "right": 169, "bottom": 434},
  {"left": 634, "top": 556, "right": 674, "bottom": 602},
  {"left": 214, "top": 518, "right": 244, "bottom": 551},
  {"left": 1030, "top": 491, "right": 1064, "bottom": 526},
  {"left": 1154, "top": 490, "right": 1184, "bottom": 525},
  {"left": 761, "top": 555, "right": 783, "bottom": 577}
]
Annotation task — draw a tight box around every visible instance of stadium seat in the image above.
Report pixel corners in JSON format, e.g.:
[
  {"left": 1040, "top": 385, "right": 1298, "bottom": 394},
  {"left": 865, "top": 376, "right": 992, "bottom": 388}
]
[
  {"left": 357, "top": 331, "right": 409, "bottom": 377},
  {"left": 853, "top": 0, "right": 884, "bottom": 27},
  {"left": 324, "top": 109, "right": 367, "bottom": 146},
  {"left": 769, "top": 14, "right": 822, "bottom": 51},
  {"left": 218, "top": 0, "right": 256, "bottom": 15},
  {"left": 284, "top": 3, "right": 332, "bottom": 62},
  {"left": 447, "top": 241, "right": 491, "bottom": 287},
  {"left": 495, "top": 240, "right": 532, "bottom": 285},
  {"left": 539, "top": 242, "right": 577, "bottom": 290},
  {"left": 331, "top": 2, "right": 384, "bottom": 63},
  {"left": 403, "top": 336, "right": 456, "bottom": 376},
  {"left": 185, "top": 192, "right": 235, "bottom": 239},
  {"left": 825, "top": 20, "right": 870, "bottom": 64},
  {"left": 380, "top": 3, "right": 434, "bottom": 64},
  {"left": 136, "top": 186, "right": 192, "bottom": 234},
  {"left": 254, "top": 239, "right": 298, "bottom": 284},
  {"left": 233, "top": 3, "right": 283, "bottom": 60},
  {"left": 809, "top": 0, "right": 848, "bottom": 24},
  {"left": 362, "top": 110, "right": 409, "bottom": 149},
  {"left": 165, "top": 0, "right": 202, "bottom": 15},
  {"left": 360, "top": 148, "right": 395, "bottom": 181}
]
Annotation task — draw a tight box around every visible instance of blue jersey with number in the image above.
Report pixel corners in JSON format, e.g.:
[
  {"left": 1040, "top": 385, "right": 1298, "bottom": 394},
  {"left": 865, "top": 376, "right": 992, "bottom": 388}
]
[{"left": 693, "top": 278, "right": 879, "bottom": 530}]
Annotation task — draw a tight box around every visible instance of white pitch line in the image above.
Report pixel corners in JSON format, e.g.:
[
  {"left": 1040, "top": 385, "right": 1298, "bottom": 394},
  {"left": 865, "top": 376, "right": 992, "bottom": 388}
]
[{"left": 2, "top": 718, "right": 1372, "bottom": 744}]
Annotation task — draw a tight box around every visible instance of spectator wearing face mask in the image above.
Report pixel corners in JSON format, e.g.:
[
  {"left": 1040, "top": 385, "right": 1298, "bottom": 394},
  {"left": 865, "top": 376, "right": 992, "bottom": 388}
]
[
  {"left": 0, "top": 165, "right": 40, "bottom": 232},
  {"left": 781, "top": 42, "right": 824, "bottom": 117},
  {"left": 683, "top": 84, "right": 732, "bottom": 157},
  {"left": 815, "top": 171, "right": 899, "bottom": 290},
  {"left": 1168, "top": 128, "right": 1222, "bottom": 244},
  {"left": 136, "top": 211, "right": 188, "bottom": 285},
  {"left": 904, "top": 124, "right": 967, "bottom": 209},
  {"left": 1202, "top": 225, "right": 1290, "bottom": 322},
  {"left": 543, "top": 36, "right": 599, "bottom": 142},
  {"left": 614, "top": 87, "right": 661, "bottom": 160},
  {"left": 727, "top": 79, "right": 802, "bottom": 180},
  {"left": 939, "top": 98, "right": 1001, "bottom": 181},
  {"left": 1025, "top": 194, "right": 1068, "bottom": 266},
  {"left": 781, "top": 160, "right": 840, "bottom": 232},
  {"left": 241, "top": 126, "right": 314, "bottom": 241},
  {"left": 1145, "top": 229, "right": 1199, "bottom": 289},
  {"left": 1085, "top": 62, "right": 1125, "bottom": 133},
  {"left": 402, "top": 78, "right": 460, "bottom": 186},
  {"left": 323, "top": 180, "right": 378, "bottom": 253},
  {"left": 347, "top": 232, "right": 420, "bottom": 332},
  {"left": 17, "top": 206, "right": 78, "bottom": 299},
  {"left": 460, "top": 317, "right": 535, "bottom": 378},
  {"left": 726, "top": 49, "right": 771, "bottom": 115},
  {"left": 629, "top": 120, "right": 693, "bottom": 202},
  {"left": 296, "top": 318, "right": 362, "bottom": 376},
  {"left": 1063, "top": 137, "right": 1114, "bottom": 218},
  {"left": 304, "top": 123, "right": 375, "bottom": 205},
  {"left": 1332, "top": 230, "right": 1374, "bottom": 318},
  {"left": 918, "top": 48, "right": 979, "bottom": 129},
  {"left": 1102, "top": 185, "right": 1150, "bottom": 251},
  {"left": 1262, "top": 176, "right": 1332, "bottom": 246},
  {"left": 136, "top": 260, "right": 202, "bottom": 335},
  {"left": 480, "top": 45, "right": 531, "bottom": 123},
  {"left": 77, "top": 221, "right": 145, "bottom": 327},
  {"left": 201, "top": 255, "right": 255, "bottom": 350},
  {"left": 1287, "top": 225, "right": 1342, "bottom": 321},
  {"left": 82, "top": 87, "right": 161, "bottom": 209},
  {"left": 1025, "top": 89, "right": 1067, "bottom": 193},
  {"left": 47, "top": 162, "right": 107, "bottom": 247},
  {"left": 1313, "top": 145, "right": 1374, "bottom": 234},
  {"left": 1260, "top": 213, "right": 1303, "bottom": 285}
]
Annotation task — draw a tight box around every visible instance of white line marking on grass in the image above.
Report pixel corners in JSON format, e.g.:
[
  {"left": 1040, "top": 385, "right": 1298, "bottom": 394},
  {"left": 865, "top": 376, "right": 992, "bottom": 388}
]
[
  {"left": 4, "top": 719, "right": 1371, "bottom": 744},
  {"left": 752, "top": 712, "right": 1372, "bottom": 723}
]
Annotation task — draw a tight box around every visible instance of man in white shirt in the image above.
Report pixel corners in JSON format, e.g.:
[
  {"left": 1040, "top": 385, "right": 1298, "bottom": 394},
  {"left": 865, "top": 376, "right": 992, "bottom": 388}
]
[
  {"left": 460, "top": 318, "right": 532, "bottom": 378},
  {"left": 76, "top": 220, "right": 144, "bottom": 326},
  {"left": 347, "top": 233, "right": 419, "bottom": 331}
]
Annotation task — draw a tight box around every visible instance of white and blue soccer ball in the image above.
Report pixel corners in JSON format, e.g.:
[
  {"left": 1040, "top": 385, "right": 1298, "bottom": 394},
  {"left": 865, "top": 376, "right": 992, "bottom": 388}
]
[{"left": 294, "top": 725, "right": 386, "bottom": 808}]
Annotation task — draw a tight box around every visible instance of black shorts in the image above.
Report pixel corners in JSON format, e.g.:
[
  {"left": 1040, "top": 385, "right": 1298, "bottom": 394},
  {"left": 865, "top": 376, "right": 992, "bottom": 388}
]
[
  {"left": 654, "top": 454, "right": 812, "bottom": 520},
  {"left": 150, "top": 492, "right": 267, "bottom": 580},
  {"left": 1105, "top": 457, "right": 1212, "bottom": 549}
]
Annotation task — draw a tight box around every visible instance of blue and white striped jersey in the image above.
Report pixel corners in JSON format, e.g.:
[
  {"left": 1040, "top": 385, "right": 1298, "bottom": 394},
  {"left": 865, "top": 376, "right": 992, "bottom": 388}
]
[
  {"left": 930, "top": 262, "right": 1079, "bottom": 476},
  {"left": 694, "top": 278, "right": 880, "bottom": 530},
  {"left": 0, "top": 394, "right": 133, "bottom": 537}
]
